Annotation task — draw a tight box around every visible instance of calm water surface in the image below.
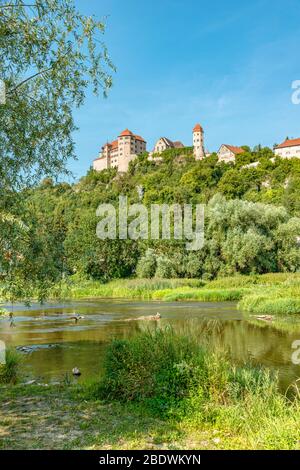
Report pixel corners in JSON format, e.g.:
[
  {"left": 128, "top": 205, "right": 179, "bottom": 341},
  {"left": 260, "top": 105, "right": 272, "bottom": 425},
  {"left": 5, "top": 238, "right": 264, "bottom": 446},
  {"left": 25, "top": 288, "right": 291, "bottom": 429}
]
[{"left": 1, "top": 299, "right": 300, "bottom": 391}]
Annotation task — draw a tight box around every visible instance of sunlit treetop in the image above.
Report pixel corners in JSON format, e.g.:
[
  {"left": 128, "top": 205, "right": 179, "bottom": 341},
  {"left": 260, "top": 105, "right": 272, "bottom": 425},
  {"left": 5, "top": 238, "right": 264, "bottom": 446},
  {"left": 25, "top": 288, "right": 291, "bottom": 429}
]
[{"left": 0, "top": 0, "right": 115, "bottom": 189}]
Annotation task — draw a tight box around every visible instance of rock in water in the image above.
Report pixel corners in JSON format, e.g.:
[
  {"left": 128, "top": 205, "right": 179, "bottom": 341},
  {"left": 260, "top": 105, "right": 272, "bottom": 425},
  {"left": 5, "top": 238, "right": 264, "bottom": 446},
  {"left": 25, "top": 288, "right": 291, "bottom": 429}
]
[
  {"left": 256, "top": 315, "right": 274, "bottom": 322},
  {"left": 72, "top": 367, "right": 81, "bottom": 376},
  {"left": 125, "top": 312, "right": 162, "bottom": 322},
  {"left": 23, "top": 380, "right": 36, "bottom": 386}
]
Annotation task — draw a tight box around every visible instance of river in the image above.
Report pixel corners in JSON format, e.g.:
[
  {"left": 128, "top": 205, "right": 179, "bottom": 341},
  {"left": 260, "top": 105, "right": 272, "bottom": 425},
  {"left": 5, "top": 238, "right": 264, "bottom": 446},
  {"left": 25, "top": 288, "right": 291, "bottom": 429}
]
[{"left": 1, "top": 299, "right": 300, "bottom": 391}]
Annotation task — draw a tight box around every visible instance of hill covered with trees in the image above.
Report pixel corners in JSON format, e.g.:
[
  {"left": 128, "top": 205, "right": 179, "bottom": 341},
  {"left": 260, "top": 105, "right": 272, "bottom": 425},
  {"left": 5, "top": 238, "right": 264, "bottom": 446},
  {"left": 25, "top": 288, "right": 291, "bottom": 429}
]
[{"left": 6, "top": 145, "right": 299, "bottom": 299}]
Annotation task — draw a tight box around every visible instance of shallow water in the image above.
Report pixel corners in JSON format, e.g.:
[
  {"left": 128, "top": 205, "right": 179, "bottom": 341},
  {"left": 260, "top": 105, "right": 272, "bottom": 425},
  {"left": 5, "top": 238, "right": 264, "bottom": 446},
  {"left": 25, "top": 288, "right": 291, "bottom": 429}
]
[{"left": 1, "top": 299, "right": 300, "bottom": 391}]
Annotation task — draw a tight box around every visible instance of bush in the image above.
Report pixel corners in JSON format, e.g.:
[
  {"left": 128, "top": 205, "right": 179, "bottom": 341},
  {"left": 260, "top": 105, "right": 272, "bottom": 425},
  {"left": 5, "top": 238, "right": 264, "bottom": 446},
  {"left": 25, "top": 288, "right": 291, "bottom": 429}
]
[
  {"left": 98, "top": 329, "right": 203, "bottom": 408},
  {"left": 155, "top": 256, "right": 176, "bottom": 278},
  {"left": 96, "top": 328, "right": 283, "bottom": 419},
  {"left": 136, "top": 249, "right": 157, "bottom": 278},
  {"left": 0, "top": 348, "right": 22, "bottom": 384}
]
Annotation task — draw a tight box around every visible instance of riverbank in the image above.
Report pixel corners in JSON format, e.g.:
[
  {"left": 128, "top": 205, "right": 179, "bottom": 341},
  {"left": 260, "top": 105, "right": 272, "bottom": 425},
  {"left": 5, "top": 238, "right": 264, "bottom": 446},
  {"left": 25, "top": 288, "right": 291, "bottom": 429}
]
[
  {"left": 0, "top": 384, "right": 272, "bottom": 450},
  {"left": 1, "top": 356, "right": 300, "bottom": 449},
  {"left": 0, "top": 383, "right": 298, "bottom": 450},
  {"left": 0, "top": 384, "right": 181, "bottom": 450},
  {"left": 2, "top": 319, "right": 300, "bottom": 450},
  {"left": 49, "top": 273, "right": 300, "bottom": 316},
  {"left": 1, "top": 273, "right": 300, "bottom": 316}
]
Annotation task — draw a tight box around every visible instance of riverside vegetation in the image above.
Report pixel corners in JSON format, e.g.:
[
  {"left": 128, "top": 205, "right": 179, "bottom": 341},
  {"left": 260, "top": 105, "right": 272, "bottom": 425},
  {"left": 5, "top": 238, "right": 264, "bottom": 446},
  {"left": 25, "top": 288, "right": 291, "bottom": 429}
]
[
  {"left": 2, "top": 2, "right": 300, "bottom": 451},
  {"left": 1, "top": 328, "right": 300, "bottom": 450},
  {"left": 46, "top": 272, "right": 300, "bottom": 317},
  {"left": 2, "top": 146, "right": 300, "bottom": 308},
  {"left": 2, "top": 148, "right": 300, "bottom": 449}
]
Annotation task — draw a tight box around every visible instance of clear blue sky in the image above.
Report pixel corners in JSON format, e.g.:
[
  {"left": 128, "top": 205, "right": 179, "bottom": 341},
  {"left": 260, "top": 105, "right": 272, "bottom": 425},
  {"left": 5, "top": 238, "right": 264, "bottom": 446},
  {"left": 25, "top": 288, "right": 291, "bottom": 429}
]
[{"left": 70, "top": 0, "right": 300, "bottom": 179}]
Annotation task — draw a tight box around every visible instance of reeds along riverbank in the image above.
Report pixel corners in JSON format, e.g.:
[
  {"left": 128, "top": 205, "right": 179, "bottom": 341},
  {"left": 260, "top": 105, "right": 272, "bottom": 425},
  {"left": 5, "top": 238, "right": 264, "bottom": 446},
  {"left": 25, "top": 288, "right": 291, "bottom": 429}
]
[
  {"left": 2, "top": 273, "right": 300, "bottom": 316},
  {"left": 48, "top": 273, "right": 300, "bottom": 316}
]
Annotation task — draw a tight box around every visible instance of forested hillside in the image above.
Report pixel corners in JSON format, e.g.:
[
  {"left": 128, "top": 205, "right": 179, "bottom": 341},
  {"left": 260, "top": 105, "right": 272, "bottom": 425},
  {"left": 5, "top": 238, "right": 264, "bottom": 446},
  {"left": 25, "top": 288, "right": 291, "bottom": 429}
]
[{"left": 5, "top": 146, "right": 300, "bottom": 297}]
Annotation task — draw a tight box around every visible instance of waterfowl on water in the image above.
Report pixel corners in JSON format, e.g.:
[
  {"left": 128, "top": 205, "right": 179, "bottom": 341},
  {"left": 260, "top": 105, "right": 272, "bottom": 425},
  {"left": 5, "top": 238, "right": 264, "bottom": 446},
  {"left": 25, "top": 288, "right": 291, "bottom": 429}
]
[
  {"left": 70, "top": 315, "right": 84, "bottom": 323},
  {"left": 72, "top": 367, "right": 81, "bottom": 376}
]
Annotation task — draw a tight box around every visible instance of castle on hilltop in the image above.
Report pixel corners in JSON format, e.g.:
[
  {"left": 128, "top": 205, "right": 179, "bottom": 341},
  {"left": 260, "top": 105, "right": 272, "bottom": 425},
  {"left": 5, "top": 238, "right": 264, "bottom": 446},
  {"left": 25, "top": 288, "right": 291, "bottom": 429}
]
[
  {"left": 192, "top": 123, "right": 205, "bottom": 160},
  {"left": 93, "top": 123, "right": 206, "bottom": 172},
  {"left": 92, "top": 123, "right": 300, "bottom": 173},
  {"left": 93, "top": 129, "right": 147, "bottom": 173}
]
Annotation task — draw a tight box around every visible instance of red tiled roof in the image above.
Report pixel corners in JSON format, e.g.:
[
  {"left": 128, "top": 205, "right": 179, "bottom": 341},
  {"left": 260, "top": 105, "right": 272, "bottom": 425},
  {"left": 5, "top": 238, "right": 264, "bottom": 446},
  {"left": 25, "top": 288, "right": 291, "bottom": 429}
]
[
  {"left": 134, "top": 134, "right": 146, "bottom": 142},
  {"left": 275, "top": 138, "right": 300, "bottom": 149},
  {"left": 119, "top": 129, "right": 134, "bottom": 137},
  {"left": 193, "top": 123, "right": 203, "bottom": 133},
  {"left": 111, "top": 139, "right": 118, "bottom": 149},
  {"left": 224, "top": 145, "right": 244, "bottom": 155},
  {"left": 101, "top": 131, "right": 146, "bottom": 152},
  {"left": 102, "top": 142, "right": 112, "bottom": 149},
  {"left": 173, "top": 141, "right": 184, "bottom": 148}
]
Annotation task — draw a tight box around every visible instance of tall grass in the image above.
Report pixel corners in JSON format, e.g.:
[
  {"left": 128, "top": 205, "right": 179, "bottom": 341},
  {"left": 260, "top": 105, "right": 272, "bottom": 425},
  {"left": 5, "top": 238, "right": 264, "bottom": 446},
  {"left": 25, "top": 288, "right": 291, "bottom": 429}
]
[
  {"left": 51, "top": 278, "right": 205, "bottom": 300},
  {"left": 239, "top": 295, "right": 300, "bottom": 315},
  {"left": 0, "top": 348, "right": 22, "bottom": 384},
  {"left": 206, "top": 273, "right": 300, "bottom": 289},
  {"left": 161, "top": 288, "right": 246, "bottom": 302},
  {"left": 48, "top": 273, "right": 300, "bottom": 316},
  {"left": 95, "top": 328, "right": 294, "bottom": 431}
]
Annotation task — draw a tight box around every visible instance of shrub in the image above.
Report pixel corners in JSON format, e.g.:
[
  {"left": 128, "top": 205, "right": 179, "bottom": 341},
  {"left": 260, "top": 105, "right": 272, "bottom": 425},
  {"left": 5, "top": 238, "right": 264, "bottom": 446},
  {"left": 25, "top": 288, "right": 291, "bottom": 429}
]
[
  {"left": 0, "top": 348, "right": 22, "bottom": 384},
  {"left": 98, "top": 329, "right": 203, "bottom": 408},
  {"left": 155, "top": 256, "right": 176, "bottom": 278},
  {"left": 136, "top": 249, "right": 157, "bottom": 278},
  {"left": 97, "top": 328, "right": 283, "bottom": 419}
]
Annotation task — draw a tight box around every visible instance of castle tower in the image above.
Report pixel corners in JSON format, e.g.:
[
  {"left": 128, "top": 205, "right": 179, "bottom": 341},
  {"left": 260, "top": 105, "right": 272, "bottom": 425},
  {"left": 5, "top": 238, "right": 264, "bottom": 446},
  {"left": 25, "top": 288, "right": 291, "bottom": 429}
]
[
  {"left": 193, "top": 123, "right": 205, "bottom": 160},
  {"left": 118, "top": 129, "right": 137, "bottom": 172},
  {"left": 118, "top": 129, "right": 134, "bottom": 159}
]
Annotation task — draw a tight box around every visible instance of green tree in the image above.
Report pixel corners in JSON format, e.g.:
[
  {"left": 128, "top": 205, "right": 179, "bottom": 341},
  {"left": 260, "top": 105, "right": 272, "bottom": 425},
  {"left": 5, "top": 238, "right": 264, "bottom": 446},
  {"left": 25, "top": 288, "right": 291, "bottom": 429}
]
[
  {"left": 0, "top": 0, "right": 114, "bottom": 297},
  {"left": 0, "top": 0, "right": 114, "bottom": 188}
]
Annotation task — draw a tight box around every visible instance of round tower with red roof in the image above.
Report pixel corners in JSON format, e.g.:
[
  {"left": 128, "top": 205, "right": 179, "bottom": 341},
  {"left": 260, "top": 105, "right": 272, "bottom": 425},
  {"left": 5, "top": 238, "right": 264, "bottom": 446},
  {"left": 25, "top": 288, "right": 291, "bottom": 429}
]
[{"left": 193, "top": 123, "right": 205, "bottom": 160}]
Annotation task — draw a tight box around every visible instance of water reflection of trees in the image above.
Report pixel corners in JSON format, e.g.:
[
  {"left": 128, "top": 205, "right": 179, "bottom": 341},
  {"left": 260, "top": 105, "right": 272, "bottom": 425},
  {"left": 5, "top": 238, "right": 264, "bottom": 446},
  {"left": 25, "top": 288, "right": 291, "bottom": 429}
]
[{"left": 4, "top": 303, "right": 300, "bottom": 390}]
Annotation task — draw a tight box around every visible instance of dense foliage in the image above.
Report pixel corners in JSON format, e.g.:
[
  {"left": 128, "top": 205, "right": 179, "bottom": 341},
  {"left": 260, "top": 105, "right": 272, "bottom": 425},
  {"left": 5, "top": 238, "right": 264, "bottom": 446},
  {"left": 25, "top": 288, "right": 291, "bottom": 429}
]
[
  {"left": 96, "top": 328, "right": 284, "bottom": 422},
  {"left": 2, "top": 146, "right": 298, "bottom": 297},
  {"left": 0, "top": 0, "right": 114, "bottom": 299},
  {"left": 0, "top": 0, "right": 114, "bottom": 189}
]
